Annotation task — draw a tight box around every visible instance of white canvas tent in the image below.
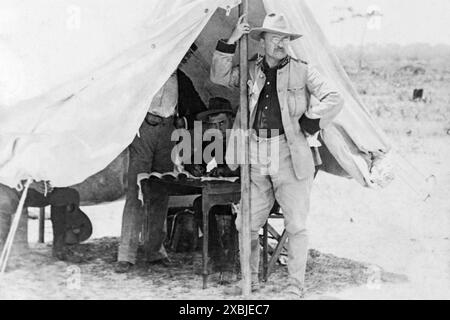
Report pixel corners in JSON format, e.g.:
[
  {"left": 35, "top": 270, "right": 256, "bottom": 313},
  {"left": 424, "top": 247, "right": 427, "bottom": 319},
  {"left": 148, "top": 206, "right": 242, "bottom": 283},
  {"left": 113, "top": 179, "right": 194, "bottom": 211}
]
[{"left": 0, "top": 0, "right": 391, "bottom": 201}]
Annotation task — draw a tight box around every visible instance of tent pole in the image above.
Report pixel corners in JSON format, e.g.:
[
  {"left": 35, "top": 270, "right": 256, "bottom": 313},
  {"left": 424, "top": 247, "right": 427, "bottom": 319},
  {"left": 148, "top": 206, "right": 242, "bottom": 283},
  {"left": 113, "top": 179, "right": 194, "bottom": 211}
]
[
  {"left": 238, "top": 0, "right": 252, "bottom": 297},
  {"left": 38, "top": 207, "right": 45, "bottom": 243}
]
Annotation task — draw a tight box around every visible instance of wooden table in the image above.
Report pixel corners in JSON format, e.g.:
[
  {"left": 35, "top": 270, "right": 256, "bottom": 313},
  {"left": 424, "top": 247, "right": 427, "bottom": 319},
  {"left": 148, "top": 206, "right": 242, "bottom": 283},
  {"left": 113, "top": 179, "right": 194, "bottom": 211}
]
[{"left": 152, "top": 178, "right": 241, "bottom": 289}]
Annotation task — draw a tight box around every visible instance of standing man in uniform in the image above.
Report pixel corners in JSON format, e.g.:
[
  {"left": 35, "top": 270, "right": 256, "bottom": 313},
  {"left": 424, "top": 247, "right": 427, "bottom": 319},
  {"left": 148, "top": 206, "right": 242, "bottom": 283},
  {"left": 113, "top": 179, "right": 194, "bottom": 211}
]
[
  {"left": 115, "top": 45, "right": 206, "bottom": 273},
  {"left": 210, "top": 13, "right": 343, "bottom": 298}
]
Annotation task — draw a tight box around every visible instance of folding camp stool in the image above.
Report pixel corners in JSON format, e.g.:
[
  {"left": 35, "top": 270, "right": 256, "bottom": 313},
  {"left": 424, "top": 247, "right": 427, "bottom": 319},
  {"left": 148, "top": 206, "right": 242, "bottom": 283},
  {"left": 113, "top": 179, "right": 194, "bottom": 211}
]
[
  {"left": 138, "top": 178, "right": 201, "bottom": 257},
  {"left": 261, "top": 202, "right": 288, "bottom": 282}
]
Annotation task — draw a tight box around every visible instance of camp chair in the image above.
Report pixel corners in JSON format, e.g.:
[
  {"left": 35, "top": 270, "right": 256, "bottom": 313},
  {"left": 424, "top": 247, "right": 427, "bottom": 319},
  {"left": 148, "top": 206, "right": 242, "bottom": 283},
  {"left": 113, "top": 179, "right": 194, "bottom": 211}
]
[
  {"left": 261, "top": 202, "right": 287, "bottom": 282},
  {"left": 166, "top": 209, "right": 197, "bottom": 253},
  {"left": 138, "top": 178, "right": 200, "bottom": 254}
]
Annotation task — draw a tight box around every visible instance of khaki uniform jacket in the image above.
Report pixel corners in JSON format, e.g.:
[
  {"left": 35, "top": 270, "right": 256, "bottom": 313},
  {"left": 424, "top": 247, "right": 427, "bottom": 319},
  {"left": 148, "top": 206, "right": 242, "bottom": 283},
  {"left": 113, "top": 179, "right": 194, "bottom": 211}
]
[{"left": 210, "top": 50, "right": 344, "bottom": 180}]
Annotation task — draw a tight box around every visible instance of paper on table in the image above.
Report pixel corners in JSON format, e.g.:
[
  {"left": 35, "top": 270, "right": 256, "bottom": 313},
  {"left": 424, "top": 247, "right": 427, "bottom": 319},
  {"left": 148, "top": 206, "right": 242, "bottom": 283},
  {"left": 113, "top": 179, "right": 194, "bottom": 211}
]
[
  {"left": 206, "top": 158, "right": 218, "bottom": 173},
  {"left": 200, "top": 176, "right": 239, "bottom": 183},
  {"left": 137, "top": 173, "right": 151, "bottom": 205}
]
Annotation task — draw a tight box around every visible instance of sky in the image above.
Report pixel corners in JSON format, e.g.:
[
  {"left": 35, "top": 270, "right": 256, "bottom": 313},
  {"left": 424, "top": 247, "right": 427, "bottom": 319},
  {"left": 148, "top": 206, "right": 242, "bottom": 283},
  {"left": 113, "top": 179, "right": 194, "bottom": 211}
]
[{"left": 305, "top": 0, "right": 450, "bottom": 46}]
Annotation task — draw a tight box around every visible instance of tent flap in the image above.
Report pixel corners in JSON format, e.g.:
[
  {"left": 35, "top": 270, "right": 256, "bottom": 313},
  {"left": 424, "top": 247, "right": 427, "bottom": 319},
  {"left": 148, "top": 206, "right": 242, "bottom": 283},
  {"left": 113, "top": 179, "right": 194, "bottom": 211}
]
[
  {"left": 0, "top": 0, "right": 221, "bottom": 188},
  {"left": 0, "top": 0, "right": 391, "bottom": 190}
]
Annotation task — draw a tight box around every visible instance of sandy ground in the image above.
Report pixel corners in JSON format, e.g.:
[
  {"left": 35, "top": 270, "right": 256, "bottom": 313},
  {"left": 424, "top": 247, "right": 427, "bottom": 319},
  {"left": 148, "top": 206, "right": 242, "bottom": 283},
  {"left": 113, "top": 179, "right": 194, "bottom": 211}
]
[{"left": 0, "top": 59, "right": 449, "bottom": 300}]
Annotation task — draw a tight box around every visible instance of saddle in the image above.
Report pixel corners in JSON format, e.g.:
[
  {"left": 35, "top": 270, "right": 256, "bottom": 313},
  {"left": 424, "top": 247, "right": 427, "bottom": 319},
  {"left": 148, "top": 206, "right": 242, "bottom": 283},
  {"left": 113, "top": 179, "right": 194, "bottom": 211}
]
[{"left": 64, "top": 206, "right": 93, "bottom": 245}]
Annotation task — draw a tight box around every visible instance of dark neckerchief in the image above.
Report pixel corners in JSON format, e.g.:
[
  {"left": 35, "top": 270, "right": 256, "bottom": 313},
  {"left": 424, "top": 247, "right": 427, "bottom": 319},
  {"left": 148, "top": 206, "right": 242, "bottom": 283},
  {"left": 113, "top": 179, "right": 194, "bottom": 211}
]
[{"left": 258, "top": 55, "right": 291, "bottom": 74}]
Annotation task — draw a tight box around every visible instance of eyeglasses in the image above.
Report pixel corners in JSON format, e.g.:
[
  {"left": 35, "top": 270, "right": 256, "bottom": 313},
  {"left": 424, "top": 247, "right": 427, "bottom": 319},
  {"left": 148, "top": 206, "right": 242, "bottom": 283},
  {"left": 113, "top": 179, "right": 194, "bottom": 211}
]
[{"left": 271, "top": 36, "right": 290, "bottom": 46}]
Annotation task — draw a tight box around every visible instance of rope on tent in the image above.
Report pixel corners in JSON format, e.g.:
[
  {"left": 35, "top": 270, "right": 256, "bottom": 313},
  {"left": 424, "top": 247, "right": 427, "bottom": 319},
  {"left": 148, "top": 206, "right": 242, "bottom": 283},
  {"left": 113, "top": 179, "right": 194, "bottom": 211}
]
[
  {"left": 0, "top": 179, "right": 32, "bottom": 275},
  {"left": 398, "top": 171, "right": 432, "bottom": 202},
  {"left": 391, "top": 150, "right": 433, "bottom": 183},
  {"left": 315, "top": 172, "right": 433, "bottom": 233},
  {"left": 381, "top": 140, "right": 437, "bottom": 201},
  {"left": 390, "top": 154, "right": 436, "bottom": 202}
]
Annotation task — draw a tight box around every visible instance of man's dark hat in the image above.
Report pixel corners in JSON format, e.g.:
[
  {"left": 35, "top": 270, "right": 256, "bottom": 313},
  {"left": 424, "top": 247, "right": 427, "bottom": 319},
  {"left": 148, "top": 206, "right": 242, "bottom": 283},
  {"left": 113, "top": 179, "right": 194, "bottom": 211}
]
[
  {"left": 189, "top": 42, "right": 198, "bottom": 52},
  {"left": 64, "top": 207, "right": 93, "bottom": 245},
  {"left": 197, "top": 97, "right": 234, "bottom": 121}
]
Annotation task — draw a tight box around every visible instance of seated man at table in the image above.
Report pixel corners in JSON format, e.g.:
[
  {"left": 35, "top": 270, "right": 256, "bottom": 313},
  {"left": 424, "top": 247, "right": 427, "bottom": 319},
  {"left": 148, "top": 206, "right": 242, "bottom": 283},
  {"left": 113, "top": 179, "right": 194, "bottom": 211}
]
[
  {"left": 185, "top": 97, "right": 239, "bottom": 283},
  {"left": 184, "top": 97, "right": 238, "bottom": 178}
]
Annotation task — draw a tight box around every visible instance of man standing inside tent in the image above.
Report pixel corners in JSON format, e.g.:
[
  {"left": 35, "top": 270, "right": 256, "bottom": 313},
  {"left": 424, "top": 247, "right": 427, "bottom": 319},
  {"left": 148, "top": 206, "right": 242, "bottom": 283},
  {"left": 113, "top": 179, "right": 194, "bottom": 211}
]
[
  {"left": 115, "top": 44, "right": 206, "bottom": 273},
  {"left": 210, "top": 13, "right": 343, "bottom": 298}
]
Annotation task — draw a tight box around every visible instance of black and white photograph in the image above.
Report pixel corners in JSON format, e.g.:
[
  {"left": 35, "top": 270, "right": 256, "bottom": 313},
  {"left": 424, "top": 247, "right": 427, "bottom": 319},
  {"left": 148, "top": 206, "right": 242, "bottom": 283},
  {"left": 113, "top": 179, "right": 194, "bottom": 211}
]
[{"left": 0, "top": 0, "right": 449, "bottom": 301}]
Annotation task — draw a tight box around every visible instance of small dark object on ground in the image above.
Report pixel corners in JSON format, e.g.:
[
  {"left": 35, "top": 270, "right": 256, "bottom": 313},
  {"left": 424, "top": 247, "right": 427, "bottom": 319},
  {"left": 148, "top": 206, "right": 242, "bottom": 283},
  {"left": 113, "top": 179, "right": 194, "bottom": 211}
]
[{"left": 413, "top": 89, "right": 424, "bottom": 101}]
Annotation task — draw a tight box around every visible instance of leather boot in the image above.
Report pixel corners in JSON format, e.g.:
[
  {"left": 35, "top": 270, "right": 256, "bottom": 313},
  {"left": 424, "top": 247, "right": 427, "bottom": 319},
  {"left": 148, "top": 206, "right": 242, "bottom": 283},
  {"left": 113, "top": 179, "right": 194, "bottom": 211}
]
[{"left": 223, "top": 277, "right": 261, "bottom": 296}]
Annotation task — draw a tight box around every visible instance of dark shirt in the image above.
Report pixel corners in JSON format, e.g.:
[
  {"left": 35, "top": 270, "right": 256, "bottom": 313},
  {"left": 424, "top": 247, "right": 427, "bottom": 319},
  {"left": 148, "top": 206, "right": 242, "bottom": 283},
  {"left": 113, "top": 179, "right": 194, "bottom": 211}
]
[{"left": 253, "top": 58, "right": 289, "bottom": 138}]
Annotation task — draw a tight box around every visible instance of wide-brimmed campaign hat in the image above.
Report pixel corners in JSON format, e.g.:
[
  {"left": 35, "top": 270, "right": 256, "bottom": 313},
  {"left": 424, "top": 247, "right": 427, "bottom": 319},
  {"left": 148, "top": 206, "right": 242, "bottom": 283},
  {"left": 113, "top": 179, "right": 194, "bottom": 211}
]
[
  {"left": 250, "top": 13, "right": 302, "bottom": 41},
  {"left": 196, "top": 97, "right": 234, "bottom": 121}
]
